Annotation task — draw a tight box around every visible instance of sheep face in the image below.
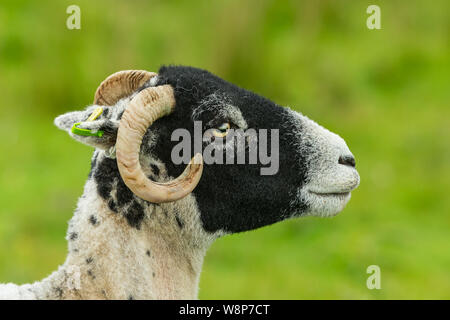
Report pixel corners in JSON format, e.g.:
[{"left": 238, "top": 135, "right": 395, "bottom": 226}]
[{"left": 55, "top": 66, "right": 359, "bottom": 234}]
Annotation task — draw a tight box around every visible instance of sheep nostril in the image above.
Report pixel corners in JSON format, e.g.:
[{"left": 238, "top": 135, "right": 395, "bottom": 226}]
[{"left": 338, "top": 155, "right": 356, "bottom": 168}]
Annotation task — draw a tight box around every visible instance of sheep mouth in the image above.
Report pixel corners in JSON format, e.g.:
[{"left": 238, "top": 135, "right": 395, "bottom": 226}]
[
  {"left": 308, "top": 191, "right": 351, "bottom": 198},
  {"left": 298, "top": 189, "right": 353, "bottom": 217}
]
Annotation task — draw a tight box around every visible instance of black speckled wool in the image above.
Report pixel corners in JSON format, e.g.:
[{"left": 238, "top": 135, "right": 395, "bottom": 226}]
[{"left": 93, "top": 155, "right": 147, "bottom": 229}]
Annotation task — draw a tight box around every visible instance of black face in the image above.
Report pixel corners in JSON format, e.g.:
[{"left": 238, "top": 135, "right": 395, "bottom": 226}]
[{"left": 145, "top": 66, "right": 309, "bottom": 233}]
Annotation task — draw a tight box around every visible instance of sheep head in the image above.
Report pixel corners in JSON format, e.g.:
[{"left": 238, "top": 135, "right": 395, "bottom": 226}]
[{"left": 55, "top": 66, "right": 360, "bottom": 233}]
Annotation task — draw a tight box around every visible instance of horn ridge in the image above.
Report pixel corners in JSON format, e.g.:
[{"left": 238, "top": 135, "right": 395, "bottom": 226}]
[{"left": 94, "top": 70, "right": 157, "bottom": 106}]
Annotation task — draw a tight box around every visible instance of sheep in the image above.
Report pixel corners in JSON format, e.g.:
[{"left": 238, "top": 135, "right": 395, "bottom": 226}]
[{"left": 0, "top": 66, "right": 360, "bottom": 299}]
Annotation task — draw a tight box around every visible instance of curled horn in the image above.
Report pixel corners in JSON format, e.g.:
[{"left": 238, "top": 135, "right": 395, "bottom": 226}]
[
  {"left": 94, "top": 70, "right": 157, "bottom": 106},
  {"left": 110, "top": 76, "right": 203, "bottom": 203}
]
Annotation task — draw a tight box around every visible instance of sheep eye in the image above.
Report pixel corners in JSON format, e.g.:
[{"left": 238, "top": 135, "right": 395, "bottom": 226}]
[{"left": 212, "top": 123, "right": 231, "bottom": 138}]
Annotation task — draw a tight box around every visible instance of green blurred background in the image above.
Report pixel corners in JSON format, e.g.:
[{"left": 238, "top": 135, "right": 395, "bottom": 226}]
[{"left": 0, "top": 0, "right": 449, "bottom": 299}]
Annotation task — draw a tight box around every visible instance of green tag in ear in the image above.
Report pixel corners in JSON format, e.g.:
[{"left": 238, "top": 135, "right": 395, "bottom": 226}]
[
  {"left": 71, "top": 123, "right": 104, "bottom": 137},
  {"left": 71, "top": 107, "right": 105, "bottom": 137}
]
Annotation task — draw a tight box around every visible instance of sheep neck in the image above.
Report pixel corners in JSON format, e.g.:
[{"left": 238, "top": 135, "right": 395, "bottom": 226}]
[{"left": 29, "top": 179, "right": 214, "bottom": 300}]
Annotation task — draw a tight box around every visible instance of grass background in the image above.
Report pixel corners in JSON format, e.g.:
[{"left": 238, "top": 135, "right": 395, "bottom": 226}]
[{"left": 0, "top": 0, "right": 449, "bottom": 299}]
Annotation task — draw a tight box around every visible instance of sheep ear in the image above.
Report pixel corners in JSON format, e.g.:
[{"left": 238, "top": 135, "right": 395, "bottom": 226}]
[{"left": 54, "top": 106, "right": 118, "bottom": 150}]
